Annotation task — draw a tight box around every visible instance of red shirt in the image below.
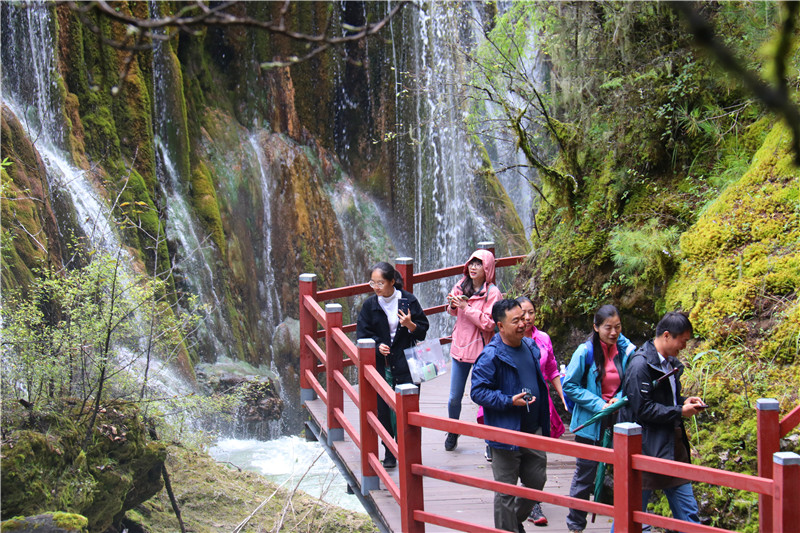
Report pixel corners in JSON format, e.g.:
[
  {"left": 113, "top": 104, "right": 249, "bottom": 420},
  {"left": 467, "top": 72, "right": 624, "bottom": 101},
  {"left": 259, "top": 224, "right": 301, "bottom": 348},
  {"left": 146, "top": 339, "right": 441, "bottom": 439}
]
[{"left": 600, "top": 341, "right": 620, "bottom": 401}]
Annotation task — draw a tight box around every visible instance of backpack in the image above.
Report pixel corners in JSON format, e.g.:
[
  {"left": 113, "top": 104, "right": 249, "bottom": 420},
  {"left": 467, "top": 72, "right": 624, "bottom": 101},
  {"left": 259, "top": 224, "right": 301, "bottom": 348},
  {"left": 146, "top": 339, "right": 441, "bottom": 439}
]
[{"left": 561, "top": 340, "right": 594, "bottom": 412}]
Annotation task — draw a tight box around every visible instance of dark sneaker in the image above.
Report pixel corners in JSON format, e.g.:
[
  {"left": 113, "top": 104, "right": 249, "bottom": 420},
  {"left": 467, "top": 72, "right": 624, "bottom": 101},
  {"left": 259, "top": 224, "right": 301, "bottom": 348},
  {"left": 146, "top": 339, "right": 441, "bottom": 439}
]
[
  {"left": 528, "top": 503, "right": 547, "bottom": 526},
  {"left": 485, "top": 445, "right": 493, "bottom": 462},
  {"left": 444, "top": 432, "right": 459, "bottom": 451},
  {"left": 382, "top": 455, "right": 397, "bottom": 469}
]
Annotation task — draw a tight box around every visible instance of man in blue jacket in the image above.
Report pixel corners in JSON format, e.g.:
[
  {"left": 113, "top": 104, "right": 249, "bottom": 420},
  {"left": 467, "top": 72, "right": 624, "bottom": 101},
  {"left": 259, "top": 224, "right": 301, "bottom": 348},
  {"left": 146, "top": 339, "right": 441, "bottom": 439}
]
[{"left": 471, "top": 299, "right": 550, "bottom": 533}]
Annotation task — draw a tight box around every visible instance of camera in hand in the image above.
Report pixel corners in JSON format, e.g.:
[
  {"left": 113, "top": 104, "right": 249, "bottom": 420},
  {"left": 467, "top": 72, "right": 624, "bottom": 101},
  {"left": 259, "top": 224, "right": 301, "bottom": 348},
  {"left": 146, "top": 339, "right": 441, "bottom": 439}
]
[{"left": 522, "top": 387, "right": 533, "bottom": 412}]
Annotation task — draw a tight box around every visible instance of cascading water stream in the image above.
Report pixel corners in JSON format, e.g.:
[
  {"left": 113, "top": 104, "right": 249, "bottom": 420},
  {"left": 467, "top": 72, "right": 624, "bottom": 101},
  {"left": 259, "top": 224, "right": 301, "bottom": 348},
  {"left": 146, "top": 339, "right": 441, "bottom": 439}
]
[
  {"left": 246, "top": 133, "right": 282, "bottom": 329},
  {"left": 2, "top": 0, "right": 193, "bottom": 407}
]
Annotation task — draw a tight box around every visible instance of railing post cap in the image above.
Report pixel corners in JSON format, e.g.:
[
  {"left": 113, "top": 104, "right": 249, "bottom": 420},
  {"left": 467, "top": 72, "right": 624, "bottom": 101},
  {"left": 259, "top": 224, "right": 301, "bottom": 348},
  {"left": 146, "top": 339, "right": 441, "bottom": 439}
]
[
  {"left": 299, "top": 273, "right": 317, "bottom": 282},
  {"left": 614, "top": 422, "right": 642, "bottom": 435},
  {"left": 477, "top": 241, "right": 495, "bottom": 249},
  {"left": 396, "top": 257, "right": 414, "bottom": 265},
  {"left": 774, "top": 451, "right": 800, "bottom": 466},
  {"left": 756, "top": 398, "right": 780, "bottom": 411},
  {"left": 325, "top": 303, "right": 343, "bottom": 313},
  {"left": 395, "top": 383, "right": 420, "bottom": 395},
  {"left": 357, "top": 338, "right": 376, "bottom": 348}
]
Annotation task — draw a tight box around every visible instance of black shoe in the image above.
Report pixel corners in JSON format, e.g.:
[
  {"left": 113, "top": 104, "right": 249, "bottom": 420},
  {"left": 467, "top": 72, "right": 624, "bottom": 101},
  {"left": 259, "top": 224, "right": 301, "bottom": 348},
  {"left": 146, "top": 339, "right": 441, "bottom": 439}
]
[
  {"left": 382, "top": 455, "right": 397, "bottom": 468},
  {"left": 527, "top": 503, "right": 547, "bottom": 526},
  {"left": 444, "top": 432, "right": 459, "bottom": 451},
  {"left": 485, "top": 445, "right": 493, "bottom": 462}
]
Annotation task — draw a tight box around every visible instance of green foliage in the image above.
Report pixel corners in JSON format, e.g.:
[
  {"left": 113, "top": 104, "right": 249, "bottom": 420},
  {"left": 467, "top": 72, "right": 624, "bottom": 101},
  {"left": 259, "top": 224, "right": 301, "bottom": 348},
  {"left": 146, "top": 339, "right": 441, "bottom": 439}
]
[
  {"left": 0, "top": 248, "right": 203, "bottom": 412},
  {"left": 609, "top": 219, "right": 680, "bottom": 288}
]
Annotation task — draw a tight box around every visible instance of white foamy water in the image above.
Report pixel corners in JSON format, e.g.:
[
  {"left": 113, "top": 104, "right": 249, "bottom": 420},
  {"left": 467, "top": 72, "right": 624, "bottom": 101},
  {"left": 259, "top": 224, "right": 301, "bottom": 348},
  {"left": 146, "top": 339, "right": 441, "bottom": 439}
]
[{"left": 209, "top": 436, "right": 366, "bottom": 514}]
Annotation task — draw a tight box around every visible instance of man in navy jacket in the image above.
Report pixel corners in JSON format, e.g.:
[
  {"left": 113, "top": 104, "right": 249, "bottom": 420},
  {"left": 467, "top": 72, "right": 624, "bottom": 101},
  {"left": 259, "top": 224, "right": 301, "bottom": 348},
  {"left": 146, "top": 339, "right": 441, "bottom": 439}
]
[
  {"left": 471, "top": 299, "right": 550, "bottom": 532},
  {"left": 620, "top": 312, "right": 706, "bottom": 527}
]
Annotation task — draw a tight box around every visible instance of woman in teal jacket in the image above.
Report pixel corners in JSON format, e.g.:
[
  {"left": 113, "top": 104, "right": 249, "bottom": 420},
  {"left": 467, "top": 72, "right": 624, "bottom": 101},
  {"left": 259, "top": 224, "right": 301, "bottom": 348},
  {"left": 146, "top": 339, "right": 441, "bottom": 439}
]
[{"left": 563, "top": 304, "right": 635, "bottom": 533}]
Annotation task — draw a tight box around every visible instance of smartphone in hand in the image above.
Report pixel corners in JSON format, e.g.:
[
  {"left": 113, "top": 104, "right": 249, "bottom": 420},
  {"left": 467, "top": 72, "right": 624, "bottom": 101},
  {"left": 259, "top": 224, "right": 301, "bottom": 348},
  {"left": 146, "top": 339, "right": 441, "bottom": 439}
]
[{"left": 398, "top": 298, "right": 410, "bottom": 314}]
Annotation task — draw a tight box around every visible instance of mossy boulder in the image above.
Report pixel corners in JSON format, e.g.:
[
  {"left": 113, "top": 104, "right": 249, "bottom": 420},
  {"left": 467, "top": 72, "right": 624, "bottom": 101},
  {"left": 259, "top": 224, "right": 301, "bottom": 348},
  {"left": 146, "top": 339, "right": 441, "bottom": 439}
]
[
  {"left": 1, "top": 403, "right": 166, "bottom": 533},
  {"left": 1, "top": 512, "right": 88, "bottom": 532}
]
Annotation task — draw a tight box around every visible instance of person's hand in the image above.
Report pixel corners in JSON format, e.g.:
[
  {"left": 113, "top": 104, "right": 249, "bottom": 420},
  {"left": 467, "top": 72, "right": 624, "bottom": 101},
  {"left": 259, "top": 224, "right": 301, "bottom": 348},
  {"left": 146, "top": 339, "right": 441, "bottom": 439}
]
[
  {"left": 512, "top": 391, "right": 535, "bottom": 407},
  {"left": 398, "top": 308, "right": 415, "bottom": 331},
  {"left": 378, "top": 343, "right": 391, "bottom": 356},
  {"left": 681, "top": 396, "right": 707, "bottom": 417},
  {"left": 451, "top": 296, "right": 468, "bottom": 310},
  {"left": 603, "top": 397, "right": 619, "bottom": 409}
]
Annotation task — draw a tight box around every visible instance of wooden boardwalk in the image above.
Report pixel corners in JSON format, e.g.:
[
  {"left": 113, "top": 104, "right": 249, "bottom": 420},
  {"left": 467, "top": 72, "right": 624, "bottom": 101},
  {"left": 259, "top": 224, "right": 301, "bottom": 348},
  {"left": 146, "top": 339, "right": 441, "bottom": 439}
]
[{"left": 305, "top": 375, "right": 614, "bottom": 533}]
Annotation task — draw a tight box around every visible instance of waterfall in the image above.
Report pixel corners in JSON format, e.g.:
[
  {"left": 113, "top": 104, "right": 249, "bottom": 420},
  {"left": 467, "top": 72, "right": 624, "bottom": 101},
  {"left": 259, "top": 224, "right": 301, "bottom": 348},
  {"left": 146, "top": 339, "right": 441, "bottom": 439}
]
[
  {"left": 1, "top": 2, "right": 122, "bottom": 255},
  {"left": 246, "top": 133, "right": 282, "bottom": 328}
]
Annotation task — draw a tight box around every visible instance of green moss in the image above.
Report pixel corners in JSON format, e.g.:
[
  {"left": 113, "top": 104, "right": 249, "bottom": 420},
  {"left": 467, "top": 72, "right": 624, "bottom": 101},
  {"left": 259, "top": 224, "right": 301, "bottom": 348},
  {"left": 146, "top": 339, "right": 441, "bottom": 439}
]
[
  {"left": 52, "top": 512, "right": 89, "bottom": 531},
  {"left": 189, "top": 161, "right": 227, "bottom": 255},
  {"left": 1, "top": 403, "right": 165, "bottom": 532},
  {"left": 666, "top": 122, "right": 800, "bottom": 348}
]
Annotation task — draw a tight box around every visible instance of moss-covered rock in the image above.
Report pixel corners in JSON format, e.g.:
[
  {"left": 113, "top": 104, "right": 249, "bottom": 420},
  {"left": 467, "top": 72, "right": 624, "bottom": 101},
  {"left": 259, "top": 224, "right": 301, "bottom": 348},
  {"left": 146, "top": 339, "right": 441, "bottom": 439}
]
[
  {"left": 1, "top": 512, "right": 89, "bottom": 532},
  {"left": 1, "top": 402, "right": 166, "bottom": 533}
]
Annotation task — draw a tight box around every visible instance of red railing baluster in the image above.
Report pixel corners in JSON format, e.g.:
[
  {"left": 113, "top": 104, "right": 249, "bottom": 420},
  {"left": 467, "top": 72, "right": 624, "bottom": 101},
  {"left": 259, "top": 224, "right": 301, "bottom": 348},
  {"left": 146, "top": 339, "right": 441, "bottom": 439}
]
[
  {"left": 358, "top": 338, "right": 380, "bottom": 493},
  {"left": 396, "top": 382, "right": 424, "bottom": 533},
  {"left": 756, "top": 398, "right": 780, "bottom": 532},
  {"left": 614, "top": 422, "right": 643, "bottom": 533},
  {"left": 325, "top": 303, "right": 344, "bottom": 443},
  {"left": 299, "top": 273, "right": 318, "bottom": 402},
  {"left": 477, "top": 240, "right": 495, "bottom": 256},
  {"left": 773, "top": 451, "right": 800, "bottom": 531},
  {"left": 396, "top": 257, "right": 414, "bottom": 293}
]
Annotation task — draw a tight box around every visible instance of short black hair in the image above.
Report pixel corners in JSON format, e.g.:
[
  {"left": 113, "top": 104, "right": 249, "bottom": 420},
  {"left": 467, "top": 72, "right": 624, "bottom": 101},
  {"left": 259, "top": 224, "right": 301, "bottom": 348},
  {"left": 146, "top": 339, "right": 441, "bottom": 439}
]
[
  {"left": 655, "top": 311, "right": 693, "bottom": 337},
  {"left": 492, "top": 299, "right": 520, "bottom": 324}
]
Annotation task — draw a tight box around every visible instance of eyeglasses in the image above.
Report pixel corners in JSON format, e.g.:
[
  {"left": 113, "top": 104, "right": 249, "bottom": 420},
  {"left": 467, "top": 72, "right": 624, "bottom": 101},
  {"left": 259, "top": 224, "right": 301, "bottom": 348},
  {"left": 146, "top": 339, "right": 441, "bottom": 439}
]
[{"left": 369, "top": 280, "right": 386, "bottom": 289}]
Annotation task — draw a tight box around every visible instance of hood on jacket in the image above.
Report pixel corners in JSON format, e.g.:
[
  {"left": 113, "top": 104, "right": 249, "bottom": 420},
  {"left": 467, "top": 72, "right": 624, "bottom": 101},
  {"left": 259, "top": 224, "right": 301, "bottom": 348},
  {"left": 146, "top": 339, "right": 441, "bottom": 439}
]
[{"left": 461, "top": 249, "right": 496, "bottom": 287}]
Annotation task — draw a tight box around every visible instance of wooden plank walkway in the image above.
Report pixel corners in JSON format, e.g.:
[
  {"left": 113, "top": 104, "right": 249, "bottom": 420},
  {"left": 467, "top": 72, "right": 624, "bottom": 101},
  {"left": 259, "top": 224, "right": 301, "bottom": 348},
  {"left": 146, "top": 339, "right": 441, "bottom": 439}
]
[{"left": 305, "top": 375, "right": 614, "bottom": 533}]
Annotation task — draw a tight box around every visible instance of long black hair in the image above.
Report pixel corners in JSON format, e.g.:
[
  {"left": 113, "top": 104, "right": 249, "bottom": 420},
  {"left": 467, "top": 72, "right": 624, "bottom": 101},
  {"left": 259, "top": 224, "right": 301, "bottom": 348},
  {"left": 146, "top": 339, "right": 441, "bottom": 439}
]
[
  {"left": 370, "top": 262, "right": 403, "bottom": 291},
  {"left": 459, "top": 258, "right": 484, "bottom": 298},
  {"left": 590, "top": 304, "right": 620, "bottom": 384}
]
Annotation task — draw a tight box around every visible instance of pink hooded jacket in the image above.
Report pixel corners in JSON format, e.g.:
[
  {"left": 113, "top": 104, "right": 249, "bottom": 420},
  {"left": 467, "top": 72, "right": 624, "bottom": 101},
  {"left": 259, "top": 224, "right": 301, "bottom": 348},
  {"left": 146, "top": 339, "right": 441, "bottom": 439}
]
[{"left": 447, "top": 249, "right": 502, "bottom": 363}]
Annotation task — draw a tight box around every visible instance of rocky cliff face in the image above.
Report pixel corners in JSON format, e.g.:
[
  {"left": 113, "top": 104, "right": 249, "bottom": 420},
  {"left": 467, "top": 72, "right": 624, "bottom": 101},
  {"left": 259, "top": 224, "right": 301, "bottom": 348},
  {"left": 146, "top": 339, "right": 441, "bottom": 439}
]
[{"left": 2, "top": 2, "right": 526, "bottom": 378}]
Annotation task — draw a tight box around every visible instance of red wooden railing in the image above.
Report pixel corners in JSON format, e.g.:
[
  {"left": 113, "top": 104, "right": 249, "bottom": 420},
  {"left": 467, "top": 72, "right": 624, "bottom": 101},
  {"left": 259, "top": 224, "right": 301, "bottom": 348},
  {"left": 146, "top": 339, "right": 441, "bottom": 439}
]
[{"left": 299, "top": 245, "right": 800, "bottom": 533}]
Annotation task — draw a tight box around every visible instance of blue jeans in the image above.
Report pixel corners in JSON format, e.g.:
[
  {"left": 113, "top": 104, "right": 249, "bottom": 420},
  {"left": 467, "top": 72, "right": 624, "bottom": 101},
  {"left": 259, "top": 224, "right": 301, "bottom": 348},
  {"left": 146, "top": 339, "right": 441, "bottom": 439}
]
[
  {"left": 611, "top": 483, "right": 699, "bottom": 532},
  {"left": 643, "top": 483, "right": 700, "bottom": 525},
  {"left": 448, "top": 358, "right": 473, "bottom": 420}
]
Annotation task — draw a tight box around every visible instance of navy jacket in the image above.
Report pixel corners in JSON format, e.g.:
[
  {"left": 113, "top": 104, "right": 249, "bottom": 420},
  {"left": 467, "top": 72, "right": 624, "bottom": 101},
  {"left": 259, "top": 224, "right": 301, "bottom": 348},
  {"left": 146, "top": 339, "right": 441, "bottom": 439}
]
[
  {"left": 620, "top": 340, "right": 689, "bottom": 462},
  {"left": 356, "top": 290, "right": 429, "bottom": 385},
  {"left": 470, "top": 333, "right": 551, "bottom": 450}
]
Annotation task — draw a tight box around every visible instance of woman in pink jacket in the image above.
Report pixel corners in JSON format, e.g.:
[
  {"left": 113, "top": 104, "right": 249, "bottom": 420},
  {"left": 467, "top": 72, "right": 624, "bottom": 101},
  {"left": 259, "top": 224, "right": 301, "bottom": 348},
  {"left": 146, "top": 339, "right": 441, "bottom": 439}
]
[
  {"left": 443, "top": 249, "right": 502, "bottom": 451},
  {"left": 517, "top": 295, "right": 567, "bottom": 527}
]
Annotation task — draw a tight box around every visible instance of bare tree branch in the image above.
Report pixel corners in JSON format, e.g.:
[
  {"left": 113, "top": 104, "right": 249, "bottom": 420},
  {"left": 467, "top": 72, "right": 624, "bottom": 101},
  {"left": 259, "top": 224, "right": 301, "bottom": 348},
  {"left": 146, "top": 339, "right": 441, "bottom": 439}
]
[{"left": 59, "top": 0, "right": 411, "bottom": 69}]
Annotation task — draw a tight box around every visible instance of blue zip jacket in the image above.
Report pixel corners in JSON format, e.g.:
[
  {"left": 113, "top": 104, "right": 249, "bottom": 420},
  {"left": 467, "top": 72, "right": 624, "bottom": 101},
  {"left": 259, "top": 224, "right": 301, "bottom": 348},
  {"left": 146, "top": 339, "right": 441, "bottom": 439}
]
[
  {"left": 562, "top": 334, "right": 635, "bottom": 441},
  {"left": 470, "top": 333, "right": 551, "bottom": 450}
]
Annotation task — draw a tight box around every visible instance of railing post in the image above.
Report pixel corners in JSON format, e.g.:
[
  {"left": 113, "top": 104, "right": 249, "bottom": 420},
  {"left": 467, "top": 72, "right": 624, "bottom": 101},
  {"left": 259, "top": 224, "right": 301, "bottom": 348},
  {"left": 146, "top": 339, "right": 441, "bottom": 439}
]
[
  {"left": 299, "top": 273, "right": 318, "bottom": 402},
  {"left": 614, "top": 422, "right": 643, "bottom": 533},
  {"left": 396, "top": 382, "right": 424, "bottom": 533},
  {"left": 396, "top": 257, "right": 414, "bottom": 293},
  {"left": 773, "top": 451, "right": 800, "bottom": 531},
  {"left": 325, "top": 303, "right": 344, "bottom": 444},
  {"left": 357, "top": 338, "right": 379, "bottom": 493},
  {"left": 757, "top": 398, "right": 780, "bottom": 532},
  {"left": 477, "top": 240, "right": 495, "bottom": 257}
]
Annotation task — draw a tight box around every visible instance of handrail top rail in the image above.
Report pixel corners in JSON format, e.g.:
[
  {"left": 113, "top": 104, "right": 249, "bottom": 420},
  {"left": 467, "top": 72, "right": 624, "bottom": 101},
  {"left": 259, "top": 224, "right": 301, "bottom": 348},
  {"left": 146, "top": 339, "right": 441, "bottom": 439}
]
[{"left": 310, "top": 254, "right": 527, "bottom": 302}]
